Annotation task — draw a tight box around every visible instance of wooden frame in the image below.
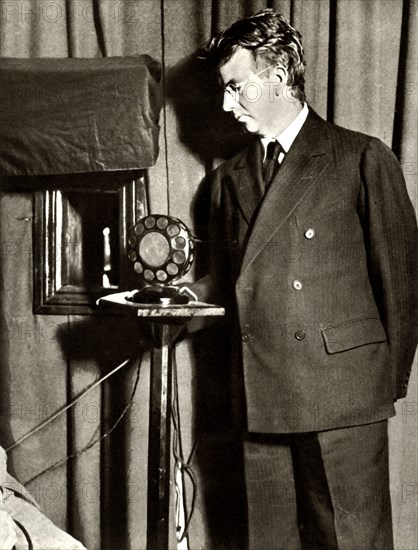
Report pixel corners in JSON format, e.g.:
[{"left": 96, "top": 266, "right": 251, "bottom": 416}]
[{"left": 33, "top": 171, "right": 148, "bottom": 315}]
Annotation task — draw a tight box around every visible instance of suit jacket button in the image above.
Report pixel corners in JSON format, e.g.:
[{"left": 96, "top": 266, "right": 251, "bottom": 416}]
[
  {"left": 242, "top": 333, "right": 250, "bottom": 342},
  {"left": 295, "top": 330, "right": 306, "bottom": 341},
  {"left": 292, "top": 280, "right": 303, "bottom": 290},
  {"left": 304, "top": 228, "right": 315, "bottom": 239}
]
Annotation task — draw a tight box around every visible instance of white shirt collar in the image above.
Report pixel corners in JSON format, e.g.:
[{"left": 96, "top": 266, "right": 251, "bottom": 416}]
[{"left": 261, "top": 102, "right": 309, "bottom": 157}]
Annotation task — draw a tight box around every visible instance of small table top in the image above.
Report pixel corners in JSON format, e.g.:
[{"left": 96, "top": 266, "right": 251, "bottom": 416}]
[{"left": 97, "top": 291, "right": 225, "bottom": 319}]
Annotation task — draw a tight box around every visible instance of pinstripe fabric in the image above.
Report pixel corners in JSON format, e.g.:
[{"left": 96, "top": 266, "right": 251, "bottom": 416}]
[
  {"left": 204, "top": 108, "right": 418, "bottom": 434},
  {"left": 244, "top": 421, "right": 393, "bottom": 549}
]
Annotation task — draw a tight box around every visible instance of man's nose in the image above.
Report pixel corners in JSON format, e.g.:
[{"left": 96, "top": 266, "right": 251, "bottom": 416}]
[{"left": 222, "top": 92, "right": 236, "bottom": 112}]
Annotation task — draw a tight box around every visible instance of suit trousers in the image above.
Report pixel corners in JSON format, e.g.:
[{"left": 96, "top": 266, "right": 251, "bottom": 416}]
[{"left": 244, "top": 420, "right": 393, "bottom": 550}]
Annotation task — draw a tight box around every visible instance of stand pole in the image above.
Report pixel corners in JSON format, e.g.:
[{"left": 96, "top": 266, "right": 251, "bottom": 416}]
[
  {"left": 146, "top": 323, "right": 172, "bottom": 549},
  {"left": 96, "top": 293, "right": 225, "bottom": 549}
]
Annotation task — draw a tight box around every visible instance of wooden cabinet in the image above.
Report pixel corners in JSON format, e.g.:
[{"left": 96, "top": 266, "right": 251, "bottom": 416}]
[{"left": 32, "top": 171, "right": 148, "bottom": 314}]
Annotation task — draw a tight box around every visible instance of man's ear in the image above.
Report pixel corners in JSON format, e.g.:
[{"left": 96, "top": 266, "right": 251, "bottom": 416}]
[{"left": 274, "top": 65, "right": 288, "bottom": 85}]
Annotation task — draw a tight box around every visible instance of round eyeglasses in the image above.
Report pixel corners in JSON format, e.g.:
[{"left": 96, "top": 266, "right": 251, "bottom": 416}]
[{"left": 223, "top": 64, "right": 277, "bottom": 101}]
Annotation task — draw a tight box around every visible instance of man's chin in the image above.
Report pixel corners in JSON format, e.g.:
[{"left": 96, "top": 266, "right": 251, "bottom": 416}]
[{"left": 238, "top": 117, "right": 258, "bottom": 134}]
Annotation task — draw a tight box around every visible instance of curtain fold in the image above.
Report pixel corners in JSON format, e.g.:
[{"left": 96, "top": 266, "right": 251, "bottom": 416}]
[
  {"left": 0, "top": 0, "right": 416, "bottom": 548},
  {"left": 333, "top": 0, "right": 403, "bottom": 142}
]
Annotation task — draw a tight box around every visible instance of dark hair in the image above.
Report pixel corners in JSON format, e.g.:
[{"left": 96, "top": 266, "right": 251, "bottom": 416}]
[{"left": 207, "top": 9, "right": 306, "bottom": 102}]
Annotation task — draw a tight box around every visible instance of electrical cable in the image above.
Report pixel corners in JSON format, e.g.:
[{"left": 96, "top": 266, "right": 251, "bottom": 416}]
[
  {"left": 160, "top": 0, "right": 171, "bottom": 214},
  {"left": 21, "top": 357, "right": 142, "bottom": 486},
  {"left": 6, "top": 356, "right": 134, "bottom": 453},
  {"left": 171, "top": 347, "right": 198, "bottom": 543},
  {"left": 158, "top": 8, "right": 201, "bottom": 533}
]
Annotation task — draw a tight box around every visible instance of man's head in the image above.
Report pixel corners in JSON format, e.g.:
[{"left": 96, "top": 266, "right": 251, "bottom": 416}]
[{"left": 207, "top": 9, "right": 306, "bottom": 137}]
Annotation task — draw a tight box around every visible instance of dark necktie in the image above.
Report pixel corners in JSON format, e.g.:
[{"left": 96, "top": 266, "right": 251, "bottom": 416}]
[{"left": 263, "top": 140, "right": 283, "bottom": 190}]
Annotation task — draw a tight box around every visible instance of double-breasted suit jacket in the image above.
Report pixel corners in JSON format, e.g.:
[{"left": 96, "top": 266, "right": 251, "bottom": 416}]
[{"left": 199, "top": 108, "right": 418, "bottom": 434}]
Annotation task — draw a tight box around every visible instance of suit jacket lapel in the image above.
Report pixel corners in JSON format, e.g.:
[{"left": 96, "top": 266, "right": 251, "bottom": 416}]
[
  {"left": 240, "top": 110, "right": 331, "bottom": 273},
  {"left": 226, "top": 139, "right": 264, "bottom": 225}
]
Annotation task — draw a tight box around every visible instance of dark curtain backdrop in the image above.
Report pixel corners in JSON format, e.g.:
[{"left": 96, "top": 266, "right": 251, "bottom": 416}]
[{"left": 0, "top": 1, "right": 416, "bottom": 549}]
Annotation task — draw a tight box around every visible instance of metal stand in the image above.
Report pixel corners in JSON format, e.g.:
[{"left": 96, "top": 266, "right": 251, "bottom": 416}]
[
  {"left": 147, "top": 322, "right": 173, "bottom": 549},
  {"left": 97, "top": 292, "right": 225, "bottom": 549}
]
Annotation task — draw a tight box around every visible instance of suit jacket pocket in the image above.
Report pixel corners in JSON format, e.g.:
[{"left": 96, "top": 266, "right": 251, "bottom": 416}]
[{"left": 321, "top": 317, "right": 387, "bottom": 354}]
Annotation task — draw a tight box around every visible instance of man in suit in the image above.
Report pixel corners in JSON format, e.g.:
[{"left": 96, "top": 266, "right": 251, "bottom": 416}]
[{"left": 191, "top": 9, "right": 418, "bottom": 549}]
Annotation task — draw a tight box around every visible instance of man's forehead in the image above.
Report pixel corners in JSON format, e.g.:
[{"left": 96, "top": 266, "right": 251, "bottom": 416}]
[{"left": 219, "top": 47, "right": 257, "bottom": 84}]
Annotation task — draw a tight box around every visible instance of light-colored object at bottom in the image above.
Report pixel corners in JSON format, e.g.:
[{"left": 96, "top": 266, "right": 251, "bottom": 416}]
[{"left": 1, "top": 446, "right": 86, "bottom": 550}]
